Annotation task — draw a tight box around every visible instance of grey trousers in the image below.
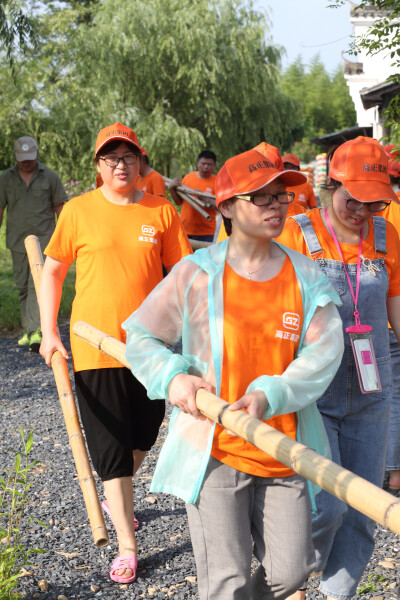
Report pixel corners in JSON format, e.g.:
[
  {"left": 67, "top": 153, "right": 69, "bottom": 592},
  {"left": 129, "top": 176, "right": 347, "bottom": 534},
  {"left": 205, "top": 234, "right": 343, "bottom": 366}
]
[
  {"left": 11, "top": 250, "right": 40, "bottom": 335},
  {"left": 186, "top": 457, "right": 315, "bottom": 600}
]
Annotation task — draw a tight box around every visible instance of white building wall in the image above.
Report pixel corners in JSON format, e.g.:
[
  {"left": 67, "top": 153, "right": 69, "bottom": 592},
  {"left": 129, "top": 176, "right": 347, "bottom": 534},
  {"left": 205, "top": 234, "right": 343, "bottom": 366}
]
[{"left": 344, "top": 11, "right": 398, "bottom": 131}]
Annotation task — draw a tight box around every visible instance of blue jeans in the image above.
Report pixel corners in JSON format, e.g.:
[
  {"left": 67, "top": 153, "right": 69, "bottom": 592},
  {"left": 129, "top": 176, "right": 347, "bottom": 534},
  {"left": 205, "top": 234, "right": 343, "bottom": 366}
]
[
  {"left": 312, "top": 348, "right": 391, "bottom": 599},
  {"left": 387, "top": 329, "right": 400, "bottom": 470}
]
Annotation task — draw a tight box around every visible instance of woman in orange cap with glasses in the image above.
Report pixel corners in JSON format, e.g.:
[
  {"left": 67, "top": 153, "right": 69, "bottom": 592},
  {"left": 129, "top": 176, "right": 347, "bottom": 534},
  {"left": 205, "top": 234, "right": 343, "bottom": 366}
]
[
  {"left": 279, "top": 137, "right": 400, "bottom": 600},
  {"left": 38, "top": 123, "right": 192, "bottom": 584},
  {"left": 123, "top": 142, "right": 344, "bottom": 600}
]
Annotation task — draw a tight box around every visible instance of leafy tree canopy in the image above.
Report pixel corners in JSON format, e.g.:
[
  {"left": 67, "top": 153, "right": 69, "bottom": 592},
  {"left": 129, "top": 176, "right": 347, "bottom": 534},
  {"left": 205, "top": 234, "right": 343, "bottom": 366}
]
[
  {"left": 0, "top": 0, "right": 306, "bottom": 180},
  {"left": 280, "top": 55, "right": 357, "bottom": 160},
  {"left": 0, "top": 0, "right": 35, "bottom": 70}
]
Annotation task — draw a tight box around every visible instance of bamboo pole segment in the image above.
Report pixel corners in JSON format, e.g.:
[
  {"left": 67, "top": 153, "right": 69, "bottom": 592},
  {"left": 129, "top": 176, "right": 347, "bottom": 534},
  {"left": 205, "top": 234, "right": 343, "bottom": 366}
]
[
  {"left": 164, "top": 176, "right": 217, "bottom": 205},
  {"left": 190, "top": 239, "right": 212, "bottom": 251},
  {"left": 72, "top": 320, "right": 400, "bottom": 536},
  {"left": 24, "top": 235, "right": 109, "bottom": 548},
  {"left": 175, "top": 190, "right": 211, "bottom": 220}
]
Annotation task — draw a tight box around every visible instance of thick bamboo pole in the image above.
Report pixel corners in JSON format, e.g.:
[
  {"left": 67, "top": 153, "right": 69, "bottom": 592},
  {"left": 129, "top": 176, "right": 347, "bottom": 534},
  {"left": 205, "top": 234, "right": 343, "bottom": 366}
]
[
  {"left": 24, "top": 236, "right": 109, "bottom": 548},
  {"left": 72, "top": 320, "right": 400, "bottom": 535}
]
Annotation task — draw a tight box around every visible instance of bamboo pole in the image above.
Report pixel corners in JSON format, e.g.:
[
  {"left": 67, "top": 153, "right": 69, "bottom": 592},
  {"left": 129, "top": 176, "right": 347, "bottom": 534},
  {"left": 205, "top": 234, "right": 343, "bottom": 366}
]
[
  {"left": 190, "top": 239, "right": 212, "bottom": 251},
  {"left": 72, "top": 320, "right": 400, "bottom": 535},
  {"left": 175, "top": 190, "right": 211, "bottom": 220},
  {"left": 24, "top": 236, "right": 109, "bottom": 548},
  {"left": 164, "top": 176, "right": 217, "bottom": 206}
]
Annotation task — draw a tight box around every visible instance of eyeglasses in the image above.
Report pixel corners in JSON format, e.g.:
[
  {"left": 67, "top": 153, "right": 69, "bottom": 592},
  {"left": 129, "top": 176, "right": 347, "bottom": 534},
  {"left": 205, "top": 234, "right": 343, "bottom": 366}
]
[
  {"left": 99, "top": 154, "right": 138, "bottom": 167},
  {"left": 345, "top": 198, "right": 390, "bottom": 213},
  {"left": 236, "top": 192, "right": 295, "bottom": 206}
]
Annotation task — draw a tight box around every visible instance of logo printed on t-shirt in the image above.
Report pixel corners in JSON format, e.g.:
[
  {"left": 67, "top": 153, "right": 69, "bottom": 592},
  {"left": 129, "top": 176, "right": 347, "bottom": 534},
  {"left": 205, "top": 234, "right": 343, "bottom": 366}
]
[
  {"left": 142, "top": 225, "right": 155, "bottom": 235},
  {"left": 139, "top": 224, "right": 158, "bottom": 244},
  {"left": 283, "top": 312, "right": 300, "bottom": 331}
]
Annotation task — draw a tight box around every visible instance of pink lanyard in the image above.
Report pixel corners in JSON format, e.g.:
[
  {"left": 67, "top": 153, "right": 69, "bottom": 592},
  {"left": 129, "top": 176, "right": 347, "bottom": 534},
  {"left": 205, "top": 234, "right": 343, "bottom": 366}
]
[{"left": 325, "top": 207, "right": 363, "bottom": 326}]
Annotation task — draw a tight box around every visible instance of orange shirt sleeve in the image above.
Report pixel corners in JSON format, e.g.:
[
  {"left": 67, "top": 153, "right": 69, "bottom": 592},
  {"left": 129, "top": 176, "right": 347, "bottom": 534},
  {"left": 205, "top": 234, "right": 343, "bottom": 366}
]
[
  {"left": 275, "top": 216, "right": 309, "bottom": 256},
  {"left": 150, "top": 171, "right": 166, "bottom": 197},
  {"left": 160, "top": 203, "right": 192, "bottom": 267},
  {"left": 45, "top": 199, "right": 77, "bottom": 264}
]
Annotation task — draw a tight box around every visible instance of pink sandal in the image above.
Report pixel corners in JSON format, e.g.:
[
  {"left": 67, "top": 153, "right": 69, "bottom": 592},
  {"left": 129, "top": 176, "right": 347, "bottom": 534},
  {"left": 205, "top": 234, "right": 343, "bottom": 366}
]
[
  {"left": 102, "top": 499, "right": 139, "bottom": 531},
  {"left": 109, "top": 554, "right": 137, "bottom": 583}
]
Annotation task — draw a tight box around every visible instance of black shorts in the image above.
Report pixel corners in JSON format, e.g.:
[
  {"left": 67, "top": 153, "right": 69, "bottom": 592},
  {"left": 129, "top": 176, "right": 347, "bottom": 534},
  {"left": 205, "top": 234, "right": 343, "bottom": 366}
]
[{"left": 74, "top": 368, "right": 165, "bottom": 482}]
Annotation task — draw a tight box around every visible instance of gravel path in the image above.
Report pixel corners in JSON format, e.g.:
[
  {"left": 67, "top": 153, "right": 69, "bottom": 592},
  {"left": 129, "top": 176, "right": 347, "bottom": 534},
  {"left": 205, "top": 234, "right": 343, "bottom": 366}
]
[{"left": 0, "top": 325, "right": 399, "bottom": 600}]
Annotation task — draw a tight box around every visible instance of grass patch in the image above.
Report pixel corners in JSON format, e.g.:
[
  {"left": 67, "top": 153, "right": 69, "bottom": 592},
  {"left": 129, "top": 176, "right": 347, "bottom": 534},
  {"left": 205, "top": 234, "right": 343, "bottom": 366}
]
[
  {"left": 0, "top": 225, "right": 75, "bottom": 332},
  {"left": 357, "top": 572, "right": 387, "bottom": 595}
]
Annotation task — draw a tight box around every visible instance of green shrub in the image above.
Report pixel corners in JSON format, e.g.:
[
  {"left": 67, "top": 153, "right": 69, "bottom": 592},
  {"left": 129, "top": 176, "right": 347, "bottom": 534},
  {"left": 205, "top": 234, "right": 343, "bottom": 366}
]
[
  {"left": 0, "top": 430, "right": 46, "bottom": 600},
  {"left": 0, "top": 227, "right": 76, "bottom": 331}
]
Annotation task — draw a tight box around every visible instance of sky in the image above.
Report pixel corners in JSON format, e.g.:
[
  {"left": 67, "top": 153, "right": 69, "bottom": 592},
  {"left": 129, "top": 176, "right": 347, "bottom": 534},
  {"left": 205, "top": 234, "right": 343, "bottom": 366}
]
[{"left": 255, "top": 0, "right": 355, "bottom": 74}]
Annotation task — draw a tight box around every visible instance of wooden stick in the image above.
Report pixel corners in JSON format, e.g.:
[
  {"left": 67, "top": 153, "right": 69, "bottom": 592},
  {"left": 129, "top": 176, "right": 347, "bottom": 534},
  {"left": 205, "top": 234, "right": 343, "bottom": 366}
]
[
  {"left": 72, "top": 320, "right": 400, "bottom": 535},
  {"left": 24, "top": 236, "right": 109, "bottom": 548}
]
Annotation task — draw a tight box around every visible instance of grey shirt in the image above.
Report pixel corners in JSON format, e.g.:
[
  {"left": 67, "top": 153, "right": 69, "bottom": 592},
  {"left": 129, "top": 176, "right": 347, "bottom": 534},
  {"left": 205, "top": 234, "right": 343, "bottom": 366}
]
[{"left": 0, "top": 162, "right": 67, "bottom": 252}]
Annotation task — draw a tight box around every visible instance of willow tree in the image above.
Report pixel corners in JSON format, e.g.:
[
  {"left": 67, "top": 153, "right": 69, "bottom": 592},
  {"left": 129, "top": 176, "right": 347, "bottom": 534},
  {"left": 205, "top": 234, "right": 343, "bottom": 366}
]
[{"left": 0, "top": 0, "right": 304, "bottom": 180}]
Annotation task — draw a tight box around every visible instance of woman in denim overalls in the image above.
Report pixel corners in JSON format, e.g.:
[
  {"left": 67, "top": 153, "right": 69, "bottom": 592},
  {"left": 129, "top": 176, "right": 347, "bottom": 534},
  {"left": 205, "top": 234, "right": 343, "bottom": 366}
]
[{"left": 280, "top": 137, "right": 400, "bottom": 600}]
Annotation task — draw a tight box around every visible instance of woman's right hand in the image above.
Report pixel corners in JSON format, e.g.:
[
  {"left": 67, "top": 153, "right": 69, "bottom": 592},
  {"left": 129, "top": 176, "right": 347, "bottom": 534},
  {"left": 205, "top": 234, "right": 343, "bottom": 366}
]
[
  {"left": 167, "top": 373, "right": 213, "bottom": 420},
  {"left": 39, "top": 331, "right": 69, "bottom": 367}
]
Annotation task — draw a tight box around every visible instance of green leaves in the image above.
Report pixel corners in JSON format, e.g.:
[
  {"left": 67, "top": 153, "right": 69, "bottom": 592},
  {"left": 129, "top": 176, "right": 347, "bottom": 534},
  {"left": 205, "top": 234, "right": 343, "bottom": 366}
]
[
  {"left": 0, "top": 429, "right": 46, "bottom": 600},
  {"left": 281, "top": 56, "right": 357, "bottom": 143},
  {"left": 0, "top": 0, "right": 304, "bottom": 178}
]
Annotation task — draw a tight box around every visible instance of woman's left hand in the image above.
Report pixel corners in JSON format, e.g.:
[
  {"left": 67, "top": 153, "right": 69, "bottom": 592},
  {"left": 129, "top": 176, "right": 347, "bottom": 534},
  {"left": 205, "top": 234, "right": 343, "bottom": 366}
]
[{"left": 228, "top": 389, "right": 268, "bottom": 420}]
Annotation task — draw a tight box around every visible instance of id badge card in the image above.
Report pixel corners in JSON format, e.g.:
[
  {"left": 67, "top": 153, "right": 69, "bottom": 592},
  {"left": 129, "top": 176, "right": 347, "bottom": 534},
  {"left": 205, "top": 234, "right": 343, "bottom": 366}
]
[{"left": 346, "top": 324, "right": 381, "bottom": 394}]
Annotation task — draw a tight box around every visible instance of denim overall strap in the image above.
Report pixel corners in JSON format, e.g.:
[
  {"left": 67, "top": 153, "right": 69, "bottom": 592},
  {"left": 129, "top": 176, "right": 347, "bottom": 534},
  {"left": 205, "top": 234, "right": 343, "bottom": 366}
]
[
  {"left": 372, "top": 216, "right": 387, "bottom": 255},
  {"left": 292, "top": 214, "right": 323, "bottom": 256}
]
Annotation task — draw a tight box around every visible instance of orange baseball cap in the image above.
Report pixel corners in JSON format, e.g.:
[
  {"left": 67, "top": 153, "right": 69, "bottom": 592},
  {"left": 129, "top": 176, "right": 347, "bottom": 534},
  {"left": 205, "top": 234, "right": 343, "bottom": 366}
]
[
  {"left": 383, "top": 144, "right": 400, "bottom": 177},
  {"left": 282, "top": 153, "right": 300, "bottom": 167},
  {"left": 215, "top": 143, "right": 306, "bottom": 207},
  {"left": 329, "top": 136, "right": 397, "bottom": 202},
  {"left": 95, "top": 122, "right": 142, "bottom": 156}
]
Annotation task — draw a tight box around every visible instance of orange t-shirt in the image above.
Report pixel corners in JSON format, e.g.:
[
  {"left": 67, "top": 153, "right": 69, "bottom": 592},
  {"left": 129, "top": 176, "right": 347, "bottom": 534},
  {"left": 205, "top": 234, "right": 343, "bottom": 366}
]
[
  {"left": 211, "top": 258, "right": 301, "bottom": 478},
  {"left": 179, "top": 171, "right": 216, "bottom": 236},
  {"left": 287, "top": 181, "right": 317, "bottom": 210},
  {"left": 136, "top": 170, "right": 166, "bottom": 197},
  {"left": 216, "top": 220, "right": 229, "bottom": 243},
  {"left": 278, "top": 208, "right": 400, "bottom": 297},
  {"left": 379, "top": 201, "right": 400, "bottom": 234},
  {"left": 45, "top": 188, "right": 192, "bottom": 372},
  {"left": 286, "top": 201, "right": 306, "bottom": 219}
]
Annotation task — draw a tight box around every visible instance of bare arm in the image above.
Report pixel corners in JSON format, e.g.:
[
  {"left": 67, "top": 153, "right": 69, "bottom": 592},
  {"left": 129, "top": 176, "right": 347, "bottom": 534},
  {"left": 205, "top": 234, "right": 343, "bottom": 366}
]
[
  {"left": 54, "top": 203, "right": 64, "bottom": 218},
  {"left": 388, "top": 295, "right": 400, "bottom": 343},
  {"left": 39, "top": 255, "right": 70, "bottom": 366},
  {"left": 168, "top": 177, "right": 183, "bottom": 206}
]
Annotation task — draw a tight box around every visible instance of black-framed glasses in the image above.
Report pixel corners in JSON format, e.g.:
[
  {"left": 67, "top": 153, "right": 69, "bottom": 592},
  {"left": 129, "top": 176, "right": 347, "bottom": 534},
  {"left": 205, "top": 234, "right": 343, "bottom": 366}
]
[
  {"left": 99, "top": 154, "right": 138, "bottom": 167},
  {"left": 345, "top": 198, "right": 390, "bottom": 213},
  {"left": 236, "top": 192, "right": 295, "bottom": 206}
]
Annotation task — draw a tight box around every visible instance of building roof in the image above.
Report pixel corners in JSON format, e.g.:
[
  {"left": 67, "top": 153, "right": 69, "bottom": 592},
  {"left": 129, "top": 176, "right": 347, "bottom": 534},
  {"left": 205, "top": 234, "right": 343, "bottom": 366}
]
[
  {"left": 360, "top": 80, "right": 400, "bottom": 109},
  {"left": 310, "top": 125, "right": 373, "bottom": 149}
]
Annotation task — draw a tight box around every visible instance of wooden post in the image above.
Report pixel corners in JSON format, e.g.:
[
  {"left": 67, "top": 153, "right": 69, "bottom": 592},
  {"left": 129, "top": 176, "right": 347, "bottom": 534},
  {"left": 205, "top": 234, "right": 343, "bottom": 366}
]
[
  {"left": 72, "top": 320, "right": 400, "bottom": 535},
  {"left": 24, "top": 236, "right": 109, "bottom": 548}
]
